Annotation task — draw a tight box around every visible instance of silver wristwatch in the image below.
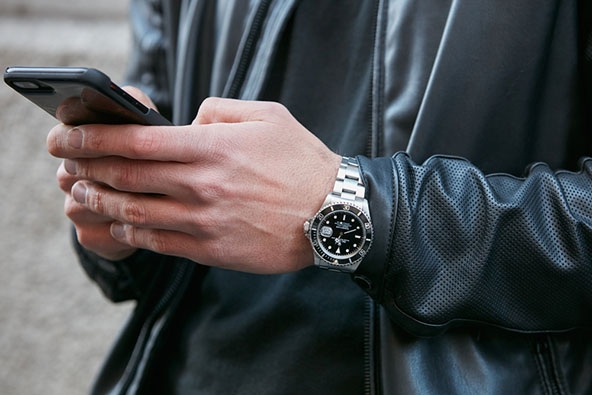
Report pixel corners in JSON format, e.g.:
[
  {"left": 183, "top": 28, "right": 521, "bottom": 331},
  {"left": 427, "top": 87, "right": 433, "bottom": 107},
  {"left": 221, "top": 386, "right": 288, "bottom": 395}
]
[{"left": 304, "top": 156, "right": 373, "bottom": 273}]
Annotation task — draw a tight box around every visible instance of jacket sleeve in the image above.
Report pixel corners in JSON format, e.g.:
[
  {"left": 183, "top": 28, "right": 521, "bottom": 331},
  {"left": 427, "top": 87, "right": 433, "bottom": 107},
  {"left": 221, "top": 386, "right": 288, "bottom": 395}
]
[
  {"left": 72, "top": 228, "right": 171, "bottom": 302},
  {"left": 354, "top": 153, "right": 592, "bottom": 336}
]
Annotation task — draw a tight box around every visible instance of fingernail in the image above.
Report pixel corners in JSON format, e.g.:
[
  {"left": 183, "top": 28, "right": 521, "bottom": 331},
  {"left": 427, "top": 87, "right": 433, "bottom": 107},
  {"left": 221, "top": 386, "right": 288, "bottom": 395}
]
[
  {"left": 111, "top": 222, "right": 125, "bottom": 239},
  {"left": 67, "top": 127, "right": 83, "bottom": 149},
  {"left": 64, "top": 159, "right": 77, "bottom": 175},
  {"left": 72, "top": 182, "right": 87, "bottom": 204}
]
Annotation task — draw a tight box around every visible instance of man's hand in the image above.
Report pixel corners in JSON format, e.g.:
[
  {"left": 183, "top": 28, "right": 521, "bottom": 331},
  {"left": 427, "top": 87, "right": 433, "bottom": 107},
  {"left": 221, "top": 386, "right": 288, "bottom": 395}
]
[
  {"left": 48, "top": 97, "right": 341, "bottom": 273},
  {"left": 50, "top": 86, "right": 158, "bottom": 261}
]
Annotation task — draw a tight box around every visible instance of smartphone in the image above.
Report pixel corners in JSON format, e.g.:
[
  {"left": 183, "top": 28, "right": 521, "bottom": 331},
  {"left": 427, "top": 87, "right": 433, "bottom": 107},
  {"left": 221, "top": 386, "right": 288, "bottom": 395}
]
[{"left": 4, "top": 67, "right": 172, "bottom": 126}]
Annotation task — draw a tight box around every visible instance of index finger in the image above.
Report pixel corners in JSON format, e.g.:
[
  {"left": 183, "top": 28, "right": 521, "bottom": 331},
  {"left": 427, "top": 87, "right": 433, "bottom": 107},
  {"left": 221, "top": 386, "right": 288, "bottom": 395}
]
[{"left": 47, "top": 122, "right": 212, "bottom": 162}]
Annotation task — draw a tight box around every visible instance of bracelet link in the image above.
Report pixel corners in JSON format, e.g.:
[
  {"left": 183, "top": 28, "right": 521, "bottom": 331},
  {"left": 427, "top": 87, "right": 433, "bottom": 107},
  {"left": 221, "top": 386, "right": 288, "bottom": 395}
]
[{"left": 332, "top": 156, "right": 366, "bottom": 203}]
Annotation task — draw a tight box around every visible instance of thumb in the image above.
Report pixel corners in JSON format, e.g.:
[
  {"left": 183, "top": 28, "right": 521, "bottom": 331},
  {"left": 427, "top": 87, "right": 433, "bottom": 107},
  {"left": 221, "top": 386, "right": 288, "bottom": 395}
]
[{"left": 193, "top": 97, "right": 288, "bottom": 125}]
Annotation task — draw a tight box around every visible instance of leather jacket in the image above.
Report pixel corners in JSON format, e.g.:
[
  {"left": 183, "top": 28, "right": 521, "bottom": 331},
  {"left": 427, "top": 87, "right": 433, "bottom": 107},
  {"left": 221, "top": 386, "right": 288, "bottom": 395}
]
[{"left": 76, "top": 0, "right": 592, "bottom": 393}]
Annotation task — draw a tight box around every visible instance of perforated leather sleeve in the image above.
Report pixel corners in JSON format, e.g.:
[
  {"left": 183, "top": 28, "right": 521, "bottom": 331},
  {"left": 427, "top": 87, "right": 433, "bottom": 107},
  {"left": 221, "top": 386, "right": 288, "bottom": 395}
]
[{"left": 357, "top": 153, "right": 592, "bottom": 336}]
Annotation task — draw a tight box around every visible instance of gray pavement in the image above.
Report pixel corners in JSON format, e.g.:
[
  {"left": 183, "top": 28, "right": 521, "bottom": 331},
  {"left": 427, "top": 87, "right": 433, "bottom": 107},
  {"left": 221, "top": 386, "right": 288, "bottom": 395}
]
[{"left": 0, "top": 1, "right": 135, "bottom": 393}]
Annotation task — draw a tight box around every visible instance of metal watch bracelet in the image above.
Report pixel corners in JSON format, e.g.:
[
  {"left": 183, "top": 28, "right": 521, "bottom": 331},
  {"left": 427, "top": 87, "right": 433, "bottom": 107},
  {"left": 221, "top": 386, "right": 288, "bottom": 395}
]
[
  {"left": 331, "top": 156, "right": 367, "bottom": 205},
  {"left": 311, "top": 156, "right": 372, "bottom": 271}
]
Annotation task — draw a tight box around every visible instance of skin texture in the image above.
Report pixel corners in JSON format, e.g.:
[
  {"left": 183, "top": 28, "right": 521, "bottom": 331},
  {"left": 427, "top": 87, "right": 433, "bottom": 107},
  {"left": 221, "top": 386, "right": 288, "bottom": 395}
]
[{"left": 47, "top": 87, "right": 342, "bottom": 274}]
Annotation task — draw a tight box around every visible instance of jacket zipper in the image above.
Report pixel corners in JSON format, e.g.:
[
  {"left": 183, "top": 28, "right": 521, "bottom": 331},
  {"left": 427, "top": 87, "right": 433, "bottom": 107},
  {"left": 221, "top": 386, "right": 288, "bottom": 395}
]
[
  {"left": 226, "top": 0, "right": 273, "bottom": 99},
  {"left": 365, "top": 0, "right": 386, "bottom": 393},
  {"left": 364, "top": 297, "right": 382, "bottom": 395},
  {"left": 364, "top": 297, "right": 373, "bottom": 395},
  {"left": 118, "top": 262, "right": 193, "bottom": 394},
  {"left": 366, "top": 0, "right": 379, "bottom": 158},
  {"left": 534, "top": 336, "right": 564, "bottom": 395},
  {"left": 117, "top": 2, "right": 275, "bottom": 390}
]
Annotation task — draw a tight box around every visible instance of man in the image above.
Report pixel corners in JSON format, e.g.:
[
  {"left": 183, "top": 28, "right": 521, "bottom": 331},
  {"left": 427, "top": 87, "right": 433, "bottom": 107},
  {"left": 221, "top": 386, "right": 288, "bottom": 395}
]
[{"left": 47, "top": 0, "right": 592, "bottom": 393}]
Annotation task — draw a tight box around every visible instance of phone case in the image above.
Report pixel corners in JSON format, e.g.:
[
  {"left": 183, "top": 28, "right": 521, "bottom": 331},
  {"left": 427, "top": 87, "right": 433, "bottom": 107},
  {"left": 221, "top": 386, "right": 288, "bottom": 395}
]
[{"left": 4, "top": 67, "right": 172, "bottom": 126}]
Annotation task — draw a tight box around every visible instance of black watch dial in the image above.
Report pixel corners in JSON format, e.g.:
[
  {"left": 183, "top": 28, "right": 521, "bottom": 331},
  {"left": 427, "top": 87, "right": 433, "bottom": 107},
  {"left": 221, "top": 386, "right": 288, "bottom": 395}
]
[{"left": 310, "top": 204, "right": 372, "bottom": 266}]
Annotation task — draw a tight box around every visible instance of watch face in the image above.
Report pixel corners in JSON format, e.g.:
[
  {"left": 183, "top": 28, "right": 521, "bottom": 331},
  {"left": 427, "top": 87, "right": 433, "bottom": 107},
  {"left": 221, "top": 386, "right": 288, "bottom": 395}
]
[{"left": 310, "top": 203, "right": 372, "bottom": 267}]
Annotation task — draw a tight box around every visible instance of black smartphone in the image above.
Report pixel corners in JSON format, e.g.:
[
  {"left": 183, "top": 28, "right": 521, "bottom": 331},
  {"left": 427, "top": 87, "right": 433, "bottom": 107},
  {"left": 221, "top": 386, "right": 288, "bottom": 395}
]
[{"left": 4, "top": 67, "right": 172, "bottom": 126}]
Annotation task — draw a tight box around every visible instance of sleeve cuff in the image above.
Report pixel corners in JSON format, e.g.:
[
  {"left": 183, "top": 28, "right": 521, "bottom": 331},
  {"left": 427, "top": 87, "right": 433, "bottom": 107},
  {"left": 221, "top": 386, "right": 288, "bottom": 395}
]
[
  {"left": 352, "top": 155, "right": 398, "bottom": 301},
  {"left": 71, "top": 227, "right": 168, "bottom": 302}
]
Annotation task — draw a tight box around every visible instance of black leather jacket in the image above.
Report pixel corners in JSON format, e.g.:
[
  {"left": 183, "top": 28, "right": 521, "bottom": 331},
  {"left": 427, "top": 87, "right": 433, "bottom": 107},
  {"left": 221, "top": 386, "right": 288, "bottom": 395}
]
[{"left": 77, "top": 0, "right": 592, "bottom": 393}]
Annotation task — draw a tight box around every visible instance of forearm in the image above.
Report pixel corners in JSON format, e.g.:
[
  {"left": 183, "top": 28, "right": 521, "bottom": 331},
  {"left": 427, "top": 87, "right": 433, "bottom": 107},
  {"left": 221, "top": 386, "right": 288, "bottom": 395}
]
[{"left": 356, "top": 153, "right": 592, "bottom": 336}]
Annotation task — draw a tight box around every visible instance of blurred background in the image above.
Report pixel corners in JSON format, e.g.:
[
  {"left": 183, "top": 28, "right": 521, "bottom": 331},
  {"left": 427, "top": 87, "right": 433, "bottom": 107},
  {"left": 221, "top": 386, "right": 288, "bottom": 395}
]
[{"left": 0, "top": 0, "right": 134, "bottom": 393}]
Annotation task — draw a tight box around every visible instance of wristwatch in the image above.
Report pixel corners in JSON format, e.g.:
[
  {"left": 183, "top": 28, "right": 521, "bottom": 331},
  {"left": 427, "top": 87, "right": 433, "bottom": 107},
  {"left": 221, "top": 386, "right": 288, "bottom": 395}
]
[{"left": 304, "top": 156, "right": 373, "bottom": 273}]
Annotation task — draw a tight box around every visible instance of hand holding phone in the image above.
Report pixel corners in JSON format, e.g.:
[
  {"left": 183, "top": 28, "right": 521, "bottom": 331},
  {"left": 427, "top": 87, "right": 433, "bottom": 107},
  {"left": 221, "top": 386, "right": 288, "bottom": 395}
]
[{"left": 4, "top": 67, "right": 171, "bottom": 261}]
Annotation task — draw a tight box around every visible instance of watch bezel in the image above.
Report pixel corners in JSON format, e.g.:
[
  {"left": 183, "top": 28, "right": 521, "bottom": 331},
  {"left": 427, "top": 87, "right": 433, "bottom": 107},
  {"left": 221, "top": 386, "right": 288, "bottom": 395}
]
[{"left": 309, "top": 203, "right": 373, "bottom": 267}]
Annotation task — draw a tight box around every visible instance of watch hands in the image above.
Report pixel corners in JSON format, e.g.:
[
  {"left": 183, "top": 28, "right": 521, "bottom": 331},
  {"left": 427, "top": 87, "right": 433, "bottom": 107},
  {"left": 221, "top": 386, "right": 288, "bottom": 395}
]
[{"left": 332, "top": 232, "right": 350, "bottom": 246}]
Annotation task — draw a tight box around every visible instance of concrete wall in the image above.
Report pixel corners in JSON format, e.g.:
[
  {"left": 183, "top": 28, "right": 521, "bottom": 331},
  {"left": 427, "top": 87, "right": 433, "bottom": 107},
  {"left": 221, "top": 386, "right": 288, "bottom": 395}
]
[{"left": 0, "top": 1, "right": 134, "bottom": 393}]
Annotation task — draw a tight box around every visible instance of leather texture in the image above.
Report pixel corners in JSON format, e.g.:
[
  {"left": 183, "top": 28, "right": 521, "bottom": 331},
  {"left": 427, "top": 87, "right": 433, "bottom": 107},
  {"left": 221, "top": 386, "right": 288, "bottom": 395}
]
[{"left": 72, "top": 0, "right": 592, "bottom": 393}]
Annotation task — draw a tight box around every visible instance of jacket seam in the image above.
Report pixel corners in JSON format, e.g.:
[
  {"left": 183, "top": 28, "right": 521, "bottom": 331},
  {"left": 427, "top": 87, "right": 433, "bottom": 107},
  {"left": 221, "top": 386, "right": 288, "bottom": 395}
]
[
  {"left": 117, "top": 261, "right": 194, "bottom": 394},
  {"left": 383, "top": 156, "right": 398, "bottom": 303},
  {"left": 369, "top": 0, "right": 387, "bottom": 158},
  {"left": 397, "top": 151, "right": 592, "bottom": 180},
  {"left": 172, "top": 0, "right": 205, "bottom": 124},
  {"left": 363, "top": 297, "right": 375, "bottom": 395},
  {"left": 367, "top": 2, "right": 387, "bottom": 394},
  {"left": 382, "top": 286, "right": 592, "bottom": 337},
  {"left": 547, "top": 336, "right": 569, "bottom": 395},
  {"left": 534, "top": 346, "right": 552, "bottom": 395}
]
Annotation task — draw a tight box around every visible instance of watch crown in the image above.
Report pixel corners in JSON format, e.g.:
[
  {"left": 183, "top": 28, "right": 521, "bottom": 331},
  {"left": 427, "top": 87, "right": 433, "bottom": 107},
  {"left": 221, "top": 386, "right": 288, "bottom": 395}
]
[{"left": 303, "top": 220, "right": 311, "bottom": 237}]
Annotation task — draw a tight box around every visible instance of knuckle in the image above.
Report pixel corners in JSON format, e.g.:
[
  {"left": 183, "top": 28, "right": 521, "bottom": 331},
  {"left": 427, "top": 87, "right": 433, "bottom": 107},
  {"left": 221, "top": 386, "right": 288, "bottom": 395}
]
[
  {"left": 73, "top": 159, "right": 88, "bottom": 178},
  {"left": 188, "top": 207, "right": 218, "bottom": 230},
  {"left": 201, "top": 97, "right": 222, "bottom": 113},
  {"left": 247, "top": 101, "right": 287, "bottom": 123},
  {"left": 195, "top": 97, "right": 223, "bottom": 124},
  {"left": 125, "top": 226, "right": 138, "bottom": 247},
  {"left": 203, "top": 239, "right": 228, "bottom": 264},
  {"left": 83, "top": 129, "right": 106, "bottom": 152},
  {"left": 127, "top": 228, "right": 168, "bottom": 254},
  {"left": 196, "top": 176, "right": 228, "bottom": 202},
  {"left": 201, "top": 130, "right": 236, "bottom": 160},
  {"left": 265, "top": 101, "right": 286, "bottom": 113},
  {"left": 262, "top": 101, "right": 288, "bottom": 118},
  {"left": 87, "top": 189, "right": 105, "bottom": 214},
  {"left": 147, "top": 230, "right": 169, "bottom": 254},
  {"left": 121, "top": 199, "right": 147, "bottom": 225},
  {"left": 204, "top": 182, "right": 226, "bottom": 201},
  {"left": 129, "top": 129, "right": 162, "bottom": 158},
  {"left": 112, "top": 162, "right": 139, "bottom": 189}
]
